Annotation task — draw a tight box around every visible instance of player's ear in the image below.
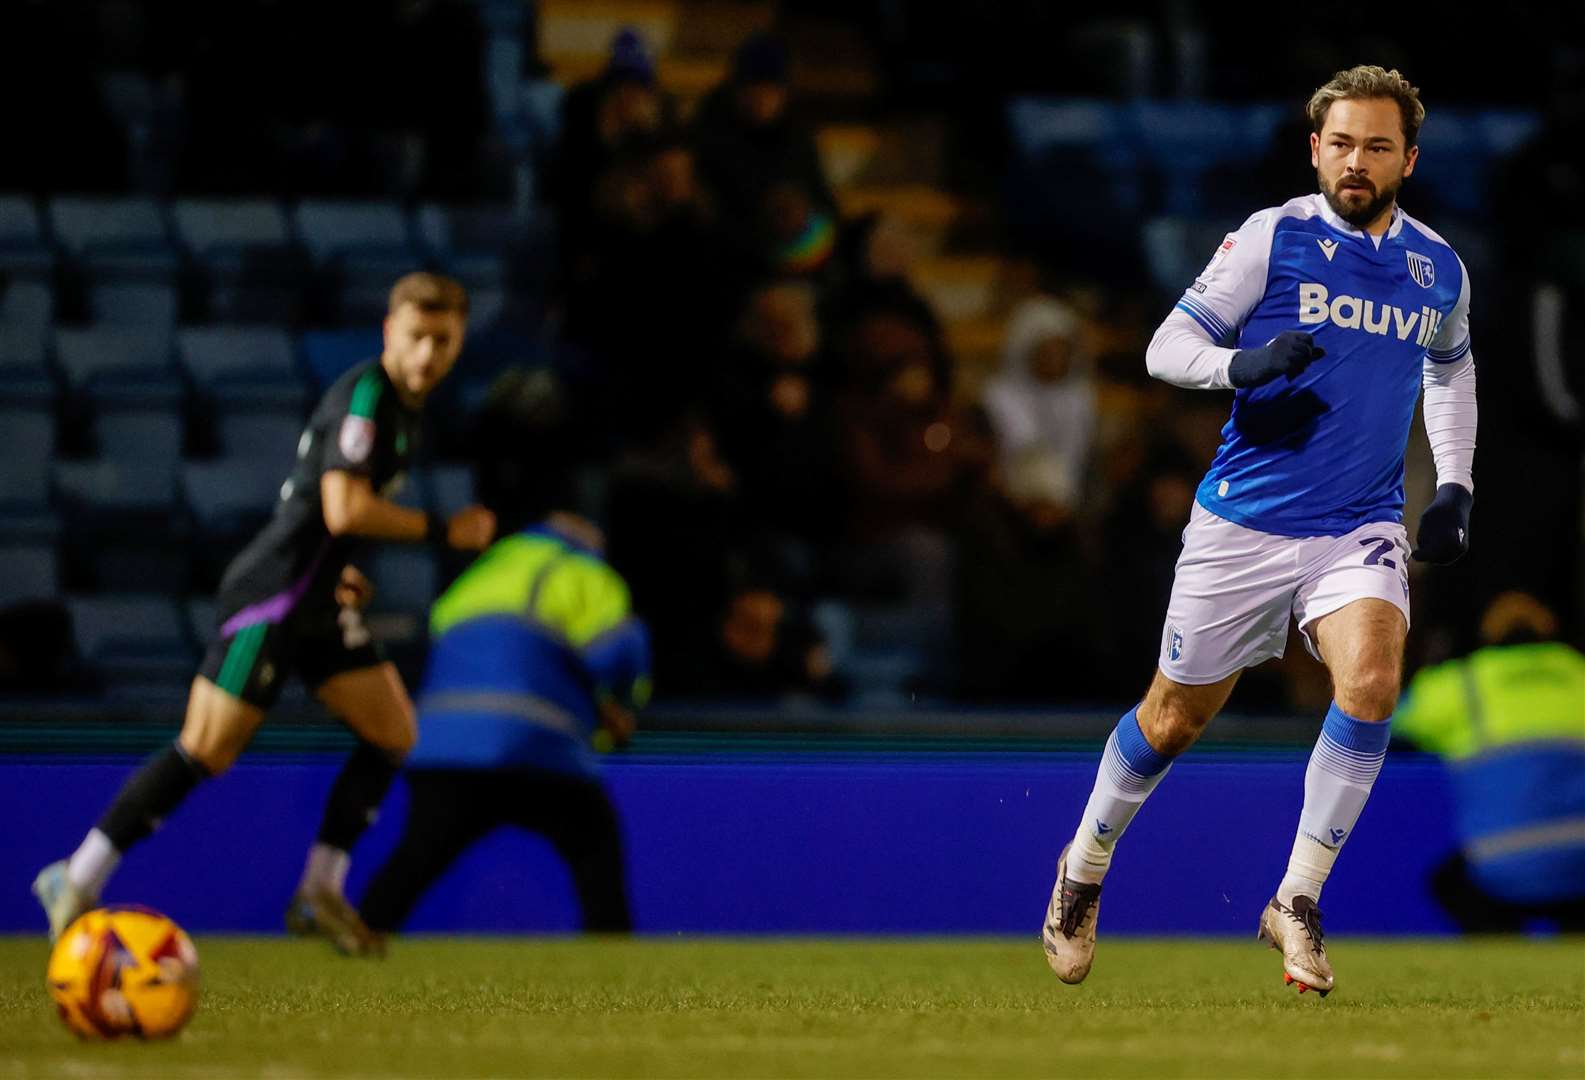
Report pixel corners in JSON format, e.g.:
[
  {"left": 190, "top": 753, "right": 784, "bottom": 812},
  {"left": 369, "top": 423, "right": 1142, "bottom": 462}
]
[
  {"left": 1402, "top": 144, "right": 1418, "bottom": 178},
  {"left": 1308, "top": 131, "right": 1320, "bottom": 169}
]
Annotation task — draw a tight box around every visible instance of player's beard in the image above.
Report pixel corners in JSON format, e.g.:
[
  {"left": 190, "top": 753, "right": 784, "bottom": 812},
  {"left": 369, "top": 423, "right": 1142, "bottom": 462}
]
[{"left": 1320, "top": 172, "right": 1400, "bottom": 229}]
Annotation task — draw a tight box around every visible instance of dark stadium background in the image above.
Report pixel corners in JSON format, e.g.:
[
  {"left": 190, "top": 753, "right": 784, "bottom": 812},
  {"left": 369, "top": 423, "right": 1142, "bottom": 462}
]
[{"left": 0, "top": 0, "right": 1580, "bottom": 934}]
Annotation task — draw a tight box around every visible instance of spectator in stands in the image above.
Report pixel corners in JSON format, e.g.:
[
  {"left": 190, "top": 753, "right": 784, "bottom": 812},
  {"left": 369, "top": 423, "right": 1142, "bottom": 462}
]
[
  {"left": 549, "top": 28, "right": 670, "bottom": 260},
  {"left": 982, "top": 297, "right": 1097, "bottom": 531},
  {"left": 834, "top": 283, "right": 990, "bottom": 541},
  {"left": 605, "top": 413, "right": 742, "bottom": 690},
  {"left": 711, "top": 279, "right": 842, "bottom": 549},
  {"left": 693, "top": 32, "right": 838, "bottom": 274},
  {"left": 563, "top": 131, "right": 741, "bottom": 439},
  {"left": 662, "top": 558, "right": 844, "bottom": 702}
]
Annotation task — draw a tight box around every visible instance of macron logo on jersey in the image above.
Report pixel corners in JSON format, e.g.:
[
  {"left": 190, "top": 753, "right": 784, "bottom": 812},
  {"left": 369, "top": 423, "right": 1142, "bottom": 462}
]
[{"left": 1297, "top": 283, "right": 1443, "bottom": 347}]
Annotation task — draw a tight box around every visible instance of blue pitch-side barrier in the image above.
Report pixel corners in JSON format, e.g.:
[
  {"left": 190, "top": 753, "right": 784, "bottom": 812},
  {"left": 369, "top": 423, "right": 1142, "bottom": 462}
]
[{"left": 1, "top": 753, "right": 1463, "bottom": 935}]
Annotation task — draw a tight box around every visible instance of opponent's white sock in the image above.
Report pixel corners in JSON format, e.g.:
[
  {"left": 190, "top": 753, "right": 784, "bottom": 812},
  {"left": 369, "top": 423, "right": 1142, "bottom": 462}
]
[
  {"left": 1278, "top": 701, "right": 1390, "bottom": 905},
  {"left": 1066, "top": 706, "right": 1175, "bottom": 885},
  {"left": 300, "top": 842, "right": 350, "bottom": 896},
  {"left": 66, "top": 828, "right": 120, "bottom": 898}
]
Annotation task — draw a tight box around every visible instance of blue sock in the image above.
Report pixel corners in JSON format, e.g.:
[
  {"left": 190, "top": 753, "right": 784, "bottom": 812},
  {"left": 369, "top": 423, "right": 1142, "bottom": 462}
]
[
  {"left": 1066, "top": 706, "right": 1176, "bottom": 885},
  {"left": 1280, "top": 702, "right": 1391, "bottom": 904}
]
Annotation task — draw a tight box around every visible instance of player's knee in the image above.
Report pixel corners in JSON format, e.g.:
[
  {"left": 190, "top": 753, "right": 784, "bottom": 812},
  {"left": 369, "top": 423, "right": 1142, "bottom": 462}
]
[
  {"left": 178, "top": 737, "right": 239, "bottom": 777},
  {"left": 1335, "top": 665, "right": 1400, "bottom": 722},
  {"left": 1139, "top": 696, "right": 1211, "bottom": 756}
]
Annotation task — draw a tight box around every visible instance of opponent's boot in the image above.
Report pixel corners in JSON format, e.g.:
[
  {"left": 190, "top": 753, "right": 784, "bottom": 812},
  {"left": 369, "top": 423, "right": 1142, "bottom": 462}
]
[
  {"left": 286, "top": 885, "right": 385, "bottom": 957},
  {"left": 1258, "top": 895, "right": 1334, "bottom": 996},
  {"left": 33, "top": 860, "right": 96, "bottom": 942},
  {"left": 1041, "top": 844, "right": 1102, "bottom": 984}
]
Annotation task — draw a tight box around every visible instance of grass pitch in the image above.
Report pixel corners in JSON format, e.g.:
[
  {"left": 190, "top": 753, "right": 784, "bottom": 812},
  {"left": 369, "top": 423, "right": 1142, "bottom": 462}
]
[{"left": 1, "top": 936, "right": 1581, "bottom": 1078}]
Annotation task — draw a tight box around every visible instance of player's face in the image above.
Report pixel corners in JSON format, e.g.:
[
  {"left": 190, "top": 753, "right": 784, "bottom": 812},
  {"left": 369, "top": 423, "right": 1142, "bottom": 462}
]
[
  {"left": 382, "top": 303, "right": 466, "bottom": 404},
  {"left": 1310, "top": 97, "right": 1418, "bottom": 230}
]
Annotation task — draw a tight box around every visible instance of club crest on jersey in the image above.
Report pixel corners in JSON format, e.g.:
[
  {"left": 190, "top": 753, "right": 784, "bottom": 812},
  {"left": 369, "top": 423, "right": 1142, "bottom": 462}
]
[
  {"left": 338, "top": 415, "right": 375, "bottom": 464},
  {"left": 1406, "top": 250, "right": 1436, "bottom": 288}
]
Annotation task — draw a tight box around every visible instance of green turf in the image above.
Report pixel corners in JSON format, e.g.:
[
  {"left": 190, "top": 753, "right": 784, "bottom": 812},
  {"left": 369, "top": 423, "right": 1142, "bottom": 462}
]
[{"left": 1, "top": 936, "right": 1581, "bottom": 1078}]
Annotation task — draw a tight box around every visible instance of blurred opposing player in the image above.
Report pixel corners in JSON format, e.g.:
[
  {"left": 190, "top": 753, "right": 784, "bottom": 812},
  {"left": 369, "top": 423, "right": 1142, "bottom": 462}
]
[
  {"left": 358, "top": 511, "right": 649, "bottom": 939},
  {"left": 1042, "top": 66, "right": 1478, "bottom": 995},
  {"left": 35, "top": 272, "right": 496, "bottom": 954}
]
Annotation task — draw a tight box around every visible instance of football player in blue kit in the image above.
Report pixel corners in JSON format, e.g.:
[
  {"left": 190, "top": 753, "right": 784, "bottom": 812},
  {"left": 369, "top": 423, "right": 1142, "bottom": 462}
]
[{"left": 1042, "top": 66, "right": 1478, "bottom": 995}]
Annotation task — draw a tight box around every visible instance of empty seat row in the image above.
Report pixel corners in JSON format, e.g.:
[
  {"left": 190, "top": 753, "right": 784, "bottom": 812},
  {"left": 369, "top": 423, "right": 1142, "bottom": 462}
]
[
  {"left": 0, "top": 195, "right": 555, "bottom": 289},
  {"left": 0, "top": 459, "right": 476, "bottom": 602}
]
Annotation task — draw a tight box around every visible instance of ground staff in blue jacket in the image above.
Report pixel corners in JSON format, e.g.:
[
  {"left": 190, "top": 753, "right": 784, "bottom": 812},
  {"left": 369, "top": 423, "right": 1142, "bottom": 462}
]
[{"left": 359, "top": 513, "right": 650, "bottom": 934}]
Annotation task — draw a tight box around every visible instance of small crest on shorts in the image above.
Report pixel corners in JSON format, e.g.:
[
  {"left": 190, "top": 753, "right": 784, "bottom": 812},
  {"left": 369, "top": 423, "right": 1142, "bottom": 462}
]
[
  {"left": 1405, "top": 250, "right": 1435, "bottom": 288},
  {"left": 1168, "top": 625, "right": 1184, "bottom": 662},
  {"left": 338, "top": 415, "right": 375, "bottom": 464}
]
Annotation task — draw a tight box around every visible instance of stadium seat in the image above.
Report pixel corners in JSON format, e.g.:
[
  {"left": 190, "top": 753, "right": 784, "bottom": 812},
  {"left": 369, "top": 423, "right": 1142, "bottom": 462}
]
[
  {"left": 54, "top": 328, "right": 184, "bottom": 464},
  {"left": 0, "top": 194, "right": 55, "bottom": 280},
  {"left": 294, "top": 200, "right": 420, "bottom": 323},
  {"left": 172, "top": 198, "right": 307, "bottom": 321},
  {"left": 48, "top": 196, "right": 178, "bottom": 282},
  {"left": 0, "top": 280, "right": 54, "bottom": 377},
  {"left": 415, "top": 204, "right": 517, "bottom": 289},
  {"left": 0, "top": 541, "right": 61, "bottom": 604},
  {"left": 424, "top": 464, "right": 477, "bottom": 518},
  {"left": 0, "top": 399, "right": 57, "bottom": 465},
  {"left": 1141, "top": 216, "right": 1241, "bottom": 300},
  {"left": 66, "top": 594, "right": 195, "bottom": 693},
  {"left": 180, "top": 459, "right": 284, "bottom": 588},
  {"left": 0, "top": 458, "right": 60, "bottom": 553},
  {"left": 177, "top": 326, "right": 307, "bottom": 457},
  {"left": 300, "top": 329, "right": 382, "bottom": 390},
  {"left": 54, "top": 462, "right": 189, "bottom": 593},
  {"left": 88, "top": 281, "right": 180, "bottom": 328}
]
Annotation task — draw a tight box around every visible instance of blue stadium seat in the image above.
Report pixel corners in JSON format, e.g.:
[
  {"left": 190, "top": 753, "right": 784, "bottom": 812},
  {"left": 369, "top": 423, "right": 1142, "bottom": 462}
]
[
  {"left": 416, "top": 204, "right": 517, "bottom": 290},
  {"left": 423, "top": 464, "right": 477, "bottom": 518},
  {"left": 300, "top": 329, "right": 382, "bottom": 390},
  {"left": 172, "top": 198, "right": 306, "bottom": 321},
  {"left": 1141, "top": 216, "right": 1242, "bottom": 299},
  {"left": 0, "top": 458, "right": 60, "bottom": 551},
  {"left": 66, "top": 594, "right": 194, "bottom": 693},
  {"left": 48, "top": 196, "right": 178, "bottom": 282},
  {"left": 54, "top": 462, "right": 189, "bottom": 592},
  {"left": 0, "top": 279, "right": 53, "bottom": 377},
  {"left": 0, "top": 399, "right": 56, "bottom": 464},
  {"left": 181, "top": 459, "right": 284, "bottom": 588},
  {"left": 88, "top": 281, "right": 180, "bottom": 328},
  {"left": 294, "top": 200, "right": 420, "bottom": 323},
  {"left": 0, "top": 541, "right": 61, "bottom": 604},
  {"left": 178, "top": 326, "right": 307, "bottom": 458},
  {"left": 54, "top": 328, "right": 184, "bottom": 463},
  {"left": 177, "top": 325, "right": 297, "bottom": 386},
  {"left": 0, "top": 194, "right": 55, "bottom": 280}
]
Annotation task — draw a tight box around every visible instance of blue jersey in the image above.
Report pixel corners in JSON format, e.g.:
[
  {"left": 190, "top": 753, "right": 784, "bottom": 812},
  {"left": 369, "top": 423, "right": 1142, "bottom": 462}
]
[{"left": 1174, "top": 194, "right": 1472, "bottom": 537}]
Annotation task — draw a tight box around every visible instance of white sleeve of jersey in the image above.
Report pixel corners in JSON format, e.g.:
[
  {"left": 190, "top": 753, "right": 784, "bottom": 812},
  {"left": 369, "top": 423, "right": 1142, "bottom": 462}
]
[
  {"left": 1422, "top": 352, "right": 1476, "bottom": 494},
  {"left": 1172, "top": 210, "right": 1277, "bottom": 346},
  {"left": 1145, "top": 308, "right": 1239, "bottom": 389},
  {"left": 1426, "top": 255, "right": 1472, "bottom": 364}
]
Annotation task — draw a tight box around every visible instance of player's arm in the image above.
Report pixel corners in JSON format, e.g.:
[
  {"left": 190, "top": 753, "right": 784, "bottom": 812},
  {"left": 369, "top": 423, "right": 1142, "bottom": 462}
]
[
  {"left": 321, "top": 470, "right": 496, "bottom": 550},
  {"left": 583, "top": 616, "right": 652, "bottom": 748},
  {"left": 1146, "top": 209, "right": 1322, "bottom": 390},
  {"left": 1415, "top": 259, "right": 1476, "bottom": 564}
]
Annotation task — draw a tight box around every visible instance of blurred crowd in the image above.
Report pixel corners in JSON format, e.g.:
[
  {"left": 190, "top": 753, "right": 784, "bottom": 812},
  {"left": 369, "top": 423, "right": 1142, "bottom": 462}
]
[{"left": 5, "top": 1, "right": 1582, "bottom": 712}]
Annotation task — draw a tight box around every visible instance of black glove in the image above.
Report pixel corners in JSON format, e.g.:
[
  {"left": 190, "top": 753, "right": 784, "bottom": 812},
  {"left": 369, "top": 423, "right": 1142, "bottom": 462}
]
[
  {"left": 1228, "top": 331, "right": 1326, "bottom": 389},
  {"left": 1412, "top": 483, "right": 1473, "bottom": 564}
]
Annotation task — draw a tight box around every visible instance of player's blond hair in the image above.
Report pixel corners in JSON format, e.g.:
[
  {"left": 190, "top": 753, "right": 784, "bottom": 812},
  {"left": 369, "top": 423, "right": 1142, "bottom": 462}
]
[
  {"left": 388, "top": 271, "right": 469, "bottom": 318},
  {"left": 1306, "top": 65, "right": 1425, "bottom": 147}
]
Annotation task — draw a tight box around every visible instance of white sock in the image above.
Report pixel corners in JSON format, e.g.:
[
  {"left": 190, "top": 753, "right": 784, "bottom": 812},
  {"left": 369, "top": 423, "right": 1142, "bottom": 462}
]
[
  {"left": 1279, "top": 702, "right": 1390, "bottom": 904},
  {"left": 300, "top": 843, "right": 350, "bottom": 895},
  {"left": 66, "top": 829, "right": 120, "bottom": 898},
  {"left": 1066, "top": 709, "right": 1175, "bottom": 886}
]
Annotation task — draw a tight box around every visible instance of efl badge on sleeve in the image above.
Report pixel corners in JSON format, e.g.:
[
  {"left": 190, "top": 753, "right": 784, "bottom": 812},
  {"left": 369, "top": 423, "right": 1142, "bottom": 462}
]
[
  {"left": 1406, "top": 250, "right": 1436, "bottom": 289},
  {"left": 338, "top": 415, "right": 375, "bottom": 464}
]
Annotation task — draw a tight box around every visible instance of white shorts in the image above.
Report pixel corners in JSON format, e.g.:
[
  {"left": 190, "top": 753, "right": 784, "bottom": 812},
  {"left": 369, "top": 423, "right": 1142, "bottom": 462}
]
[{"left": 1158, "top": 501, "right": 1411, "bottom": 684}]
